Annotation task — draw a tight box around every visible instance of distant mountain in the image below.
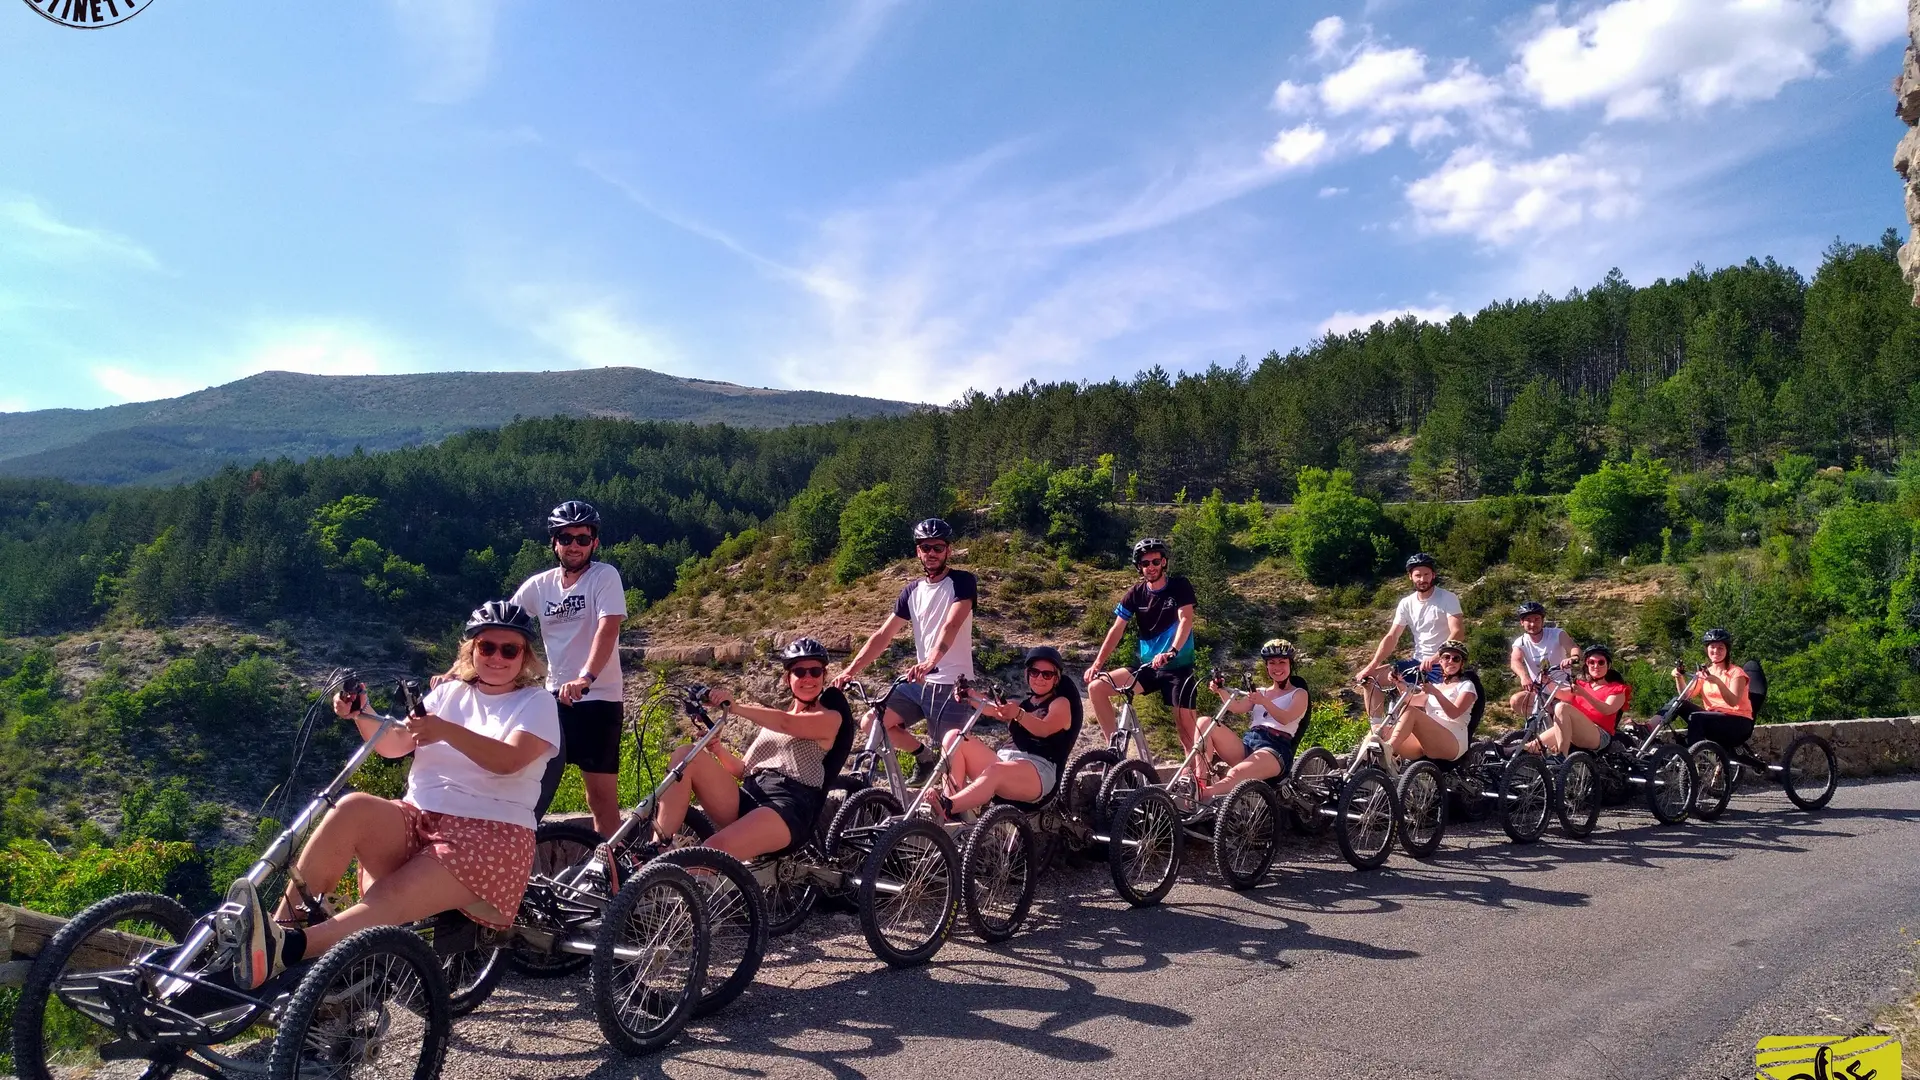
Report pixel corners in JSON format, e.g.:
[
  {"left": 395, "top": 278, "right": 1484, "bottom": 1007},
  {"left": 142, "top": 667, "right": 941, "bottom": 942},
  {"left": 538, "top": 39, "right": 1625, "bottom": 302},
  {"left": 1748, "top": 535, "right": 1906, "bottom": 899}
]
[{"left": 0, "top": 368, "right": 915, "bottom": 486}]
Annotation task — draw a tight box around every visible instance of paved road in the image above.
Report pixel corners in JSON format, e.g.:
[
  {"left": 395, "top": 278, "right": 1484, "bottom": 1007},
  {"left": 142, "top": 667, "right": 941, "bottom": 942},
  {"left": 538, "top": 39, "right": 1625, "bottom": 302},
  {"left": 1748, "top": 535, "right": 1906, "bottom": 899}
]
[{"left": 445, "top": 778, "right": 1920, "bottom": 1080}]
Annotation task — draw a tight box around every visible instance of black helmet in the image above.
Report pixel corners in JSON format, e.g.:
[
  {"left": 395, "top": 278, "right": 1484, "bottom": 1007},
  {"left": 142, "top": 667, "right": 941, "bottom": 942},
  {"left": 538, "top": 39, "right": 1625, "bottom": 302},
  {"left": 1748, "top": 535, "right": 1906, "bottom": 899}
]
[
  {"left": 1516, "top": 601, "right": 1546, "bottom": 618},
  {"left": 547, "top": 500, "right": 600, "bottom": 534},
  {"left": 1702, "top": 627, "right": 1731, "bottom": 645},
  {"left": 1436, "top": 638, "right": 1468, "bottom": 662},
  {"left": 1258, "top": 638, "right": 1296, "bottom": 660},
  {"left": 1132, "top": 537, "right": 1170, "bottom": 563},
  {"left": 1405, "top": 552, "right": 1437, "bottom": 572},
  {"left": 911, "top": 518, "right": 953, "bottom": 542},
  {"left": 1582, "top": 643, "right": 1613, "bottom": 663},
  {"left": 777, "top": 637, "right": 830, "bottom": 667},
  {"left": 464, "top": 601, "right": 536, "bottom": 641},
  {"left": 1023, "top": 645, "right": 1066, "bottom": 671}
]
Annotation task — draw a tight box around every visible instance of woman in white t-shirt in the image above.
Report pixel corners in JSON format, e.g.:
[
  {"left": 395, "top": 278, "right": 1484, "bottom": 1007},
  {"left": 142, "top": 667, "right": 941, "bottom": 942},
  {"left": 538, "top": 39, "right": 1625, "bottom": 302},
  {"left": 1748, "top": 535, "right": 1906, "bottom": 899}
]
[
  {"left": 215, "top": 601, "right": 559, "bottom": 989},
  {"left": 1389, "top": 638, "right": 1475, "bottom": 762},
  {"left": 1193, "top": 639, "right": 1311, "bottom": 803}
]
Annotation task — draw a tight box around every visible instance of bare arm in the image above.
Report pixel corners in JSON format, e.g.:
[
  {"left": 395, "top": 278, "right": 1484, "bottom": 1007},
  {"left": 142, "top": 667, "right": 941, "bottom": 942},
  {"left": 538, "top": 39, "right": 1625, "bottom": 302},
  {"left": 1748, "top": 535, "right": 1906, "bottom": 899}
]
[
  {"left": 560, "top": 613, "right": 624, "bottom": 704},
  {"left": 1509, "top": 645, "right": 1533, "bottom": 689},
  {"left": 999, "top": 696, "right": 1072, "bottom": 738},
  {"left": 336, "top": 692, "right": 417, "bottom": 758},
  {"left": 717, "top": 698, "right": 841, "bottom": 743},
  {"left": 835, "top": 614, "right": 909, "bottom": 685},
  {"left": 410, "top": 717, "right": 552, "bottom": 775},
  {"left": 1362, "top": 621, "right": 1407, "bottom": 674},
  {"left": 1446, "top": 611, "right": 1465, "bottom": 640},
  {"left": 1427, "top": 684, "right": 1476, "bottom": 721}
]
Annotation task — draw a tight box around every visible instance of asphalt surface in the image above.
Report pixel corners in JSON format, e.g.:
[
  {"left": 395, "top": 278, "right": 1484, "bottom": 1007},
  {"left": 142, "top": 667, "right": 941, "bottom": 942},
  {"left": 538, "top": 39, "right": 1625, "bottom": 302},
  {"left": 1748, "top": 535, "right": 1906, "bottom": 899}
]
[{"left": 441, "top": 777, "right": 1920, "bottom": 1080}]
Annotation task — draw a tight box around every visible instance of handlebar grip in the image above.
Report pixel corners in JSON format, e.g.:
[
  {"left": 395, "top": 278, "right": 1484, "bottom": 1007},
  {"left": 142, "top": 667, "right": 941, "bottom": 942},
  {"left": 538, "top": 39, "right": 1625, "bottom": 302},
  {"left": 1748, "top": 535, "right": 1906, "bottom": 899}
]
[{"left": 399, "top": 678, "right": 427, "bottom": 718}]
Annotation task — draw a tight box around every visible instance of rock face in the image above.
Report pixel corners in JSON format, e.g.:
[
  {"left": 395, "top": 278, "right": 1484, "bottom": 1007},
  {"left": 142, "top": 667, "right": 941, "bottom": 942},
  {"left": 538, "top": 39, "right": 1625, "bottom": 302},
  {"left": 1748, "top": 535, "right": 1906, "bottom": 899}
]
[
  {"left": 1747, "top": 717, "right": 1919, "bottom": 776},
  {"left": 1897, "top": 0, "right": 1920, "bottom": 300}
]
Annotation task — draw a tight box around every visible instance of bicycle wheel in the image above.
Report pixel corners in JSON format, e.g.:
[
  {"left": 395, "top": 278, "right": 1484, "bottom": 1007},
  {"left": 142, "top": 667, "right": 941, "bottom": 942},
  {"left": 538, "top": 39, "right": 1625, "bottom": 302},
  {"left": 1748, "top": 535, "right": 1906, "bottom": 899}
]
[
  {"left": 652, "top": 847, "right": 767, "bottom": 1017},
  {"left": 857, "top": 817, "right": 960, "bottom": 968},
  {"left": 1643, "top": 743, "right": 1696, "bottom": 825},
  {"left": 961, "top": 804, "right": 1036, "bottom": 942},
  {"left": 266, "top": 925, "right": 451, "bottom": 1080},
  {"left": 1688, "top": 741, "right": 1733, "bottom": 821},
  {"left": 1059, "top": 749, "right": 1121, "bottom": 842},
  {"left": 507, "top": 819, "right": 603, "bottom": 977},
  {"left": 1107, "top": 787, "right": 1184, "bottom": 907},
  {"left": 1097, "top": 759, "right": 1161, "bottom": 830},
  {"left": 434, "top": 916, "right": 505, "bottom": 1018},
  {"left": 1780, "top": 734, "right": 1838, "bottom": 811},
  {"left": 1287, "top": 748, "right": 1337, "bottom": 835},
  {"left": 1556, "top": 751, "right": 1601, "bottom": 839},
  {"left": 1499, "top": 754, "right": 1552, "bottom": 844},
  {"left": 1395, "top": 761, "right": 1447, "bottom": 858},
  {"left": 1334, "top": 767, "right": 1398, "bottom": 870},
  {"left": 589, "top": 863, "right": 709, "bottom": 1056},
  {"left": 823, "top": 787, "right": 901, "bottom": 907},
  {"left": 1212, "top": 779, "right": 1281, "bottom": 890},
  {"left": 11, "top": 891, "right": 193, "bottom": 1080},
  {"left": 1454, "top": 740, "right": 1503, "bottom": 821}
]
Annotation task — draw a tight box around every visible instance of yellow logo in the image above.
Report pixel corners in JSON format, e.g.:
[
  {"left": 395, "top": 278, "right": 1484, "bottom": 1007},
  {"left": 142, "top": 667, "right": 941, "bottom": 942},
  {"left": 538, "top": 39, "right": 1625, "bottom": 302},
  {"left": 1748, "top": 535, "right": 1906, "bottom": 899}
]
[{"left": 1756, "top": 1035, "right": 1901, "bottom": 1080}]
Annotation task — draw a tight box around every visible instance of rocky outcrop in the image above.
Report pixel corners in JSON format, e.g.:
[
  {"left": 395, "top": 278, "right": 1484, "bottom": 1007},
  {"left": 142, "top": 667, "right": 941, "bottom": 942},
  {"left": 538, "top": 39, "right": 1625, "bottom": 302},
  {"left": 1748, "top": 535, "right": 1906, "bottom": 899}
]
[
  {"left": 1897, "top": 0, "right": 1920, "bottom": 300},
  {"left": 1747, "top": 717, "right": 1919, "bottom": 776}
]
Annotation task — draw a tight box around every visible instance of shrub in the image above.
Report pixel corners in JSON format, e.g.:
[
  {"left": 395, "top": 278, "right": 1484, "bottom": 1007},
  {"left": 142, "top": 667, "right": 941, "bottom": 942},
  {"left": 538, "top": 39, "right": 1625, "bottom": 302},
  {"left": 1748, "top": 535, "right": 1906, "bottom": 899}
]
[
  {"left": 1299, "top": 701, "right": 1367, "bottom": 754},
  {"left": 834, "top": 483, "right": 911, "bottom": 584},
  {"left": 1043, "top": 455, "right": 1115, "bottom": 556},
  {"left": 1291, "top": 467, "right": 1389, "bottom": 585},
  {"left": 784, "top": 486, "right": 845, "bottom": 565},
  {"left": 1171, "top": 489, "right": 1235, "bottom": 608},
  {"left": 987, "top": 459, "right": 1051, "bottom": 534},
  {"left": 1567, "top": 453, "right": 1672, "bottom": 557},
  {"left": 1809, "top": 502, "right": 1911, "bottom": 618}
]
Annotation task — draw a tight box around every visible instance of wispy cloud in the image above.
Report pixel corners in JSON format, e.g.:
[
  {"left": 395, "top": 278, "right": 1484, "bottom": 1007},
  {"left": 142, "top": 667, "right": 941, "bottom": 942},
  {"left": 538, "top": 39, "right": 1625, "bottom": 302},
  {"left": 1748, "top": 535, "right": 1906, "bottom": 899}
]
[
  {"left": 236, "top": 318, "right": 408, "bottom": 378},
  {"left": 388, "top": 0, "right": 508, "bottom": 104},
  {"left": 91, "top": 365, "right": 199, "bottom": 404},
  {"left": 0, "top": 196, "right": 161, "bottom": 271},
  {"left": 771, "top": 0, "right": 907, "bottom": 100},
  {"left": 1318, "top": 304, "right": 1456, "bottom": 336}
]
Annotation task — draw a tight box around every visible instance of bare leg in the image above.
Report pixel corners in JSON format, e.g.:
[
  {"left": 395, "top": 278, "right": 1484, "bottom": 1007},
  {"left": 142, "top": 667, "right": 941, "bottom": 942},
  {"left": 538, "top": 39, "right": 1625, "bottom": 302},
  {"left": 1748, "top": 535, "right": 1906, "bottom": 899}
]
[
  {"left": 1553, "top": 702, "right": 1606, "bottom": 751},
  {"left": 948, "top": 760, "right": 1043, "bottom": 816},
  {"left": 704, "top": 807, "right": 793, "bottom": 862},
  {"left": 1389, "top": 712, "right": 1464, "bottom": 762},
  {"left": 1088, "top": 678, "right": 1117, "bottom": 738},
  {"left": 583, "top": 771, "right": 622, "bottom": 839},
  {"left": 1509, "top": 690, "right": 1535, "bottom": 715},
  {"left": 1195, "top": 727, "right": 1250, "bottom": 801},
  {"left": 940, "top": 732, "right": 991, "bottom": 794},
  {"left": 883, "top": 705, "right": 925, "bottom": 753},
  {"left": 1173, "top": 707, "right": 1198, "bottom": 754},
  {"left": 1202, "top": 750, "right": 1284, "bottom": 801},
  {"left": 274, "top": 793, "right": 413, "bottom": 923},
  {"left": 303, "top": 854, "right": 482, "bottom": 956},
  {"left": 653, "top": 746, "right": 743, "bottom": 841}
]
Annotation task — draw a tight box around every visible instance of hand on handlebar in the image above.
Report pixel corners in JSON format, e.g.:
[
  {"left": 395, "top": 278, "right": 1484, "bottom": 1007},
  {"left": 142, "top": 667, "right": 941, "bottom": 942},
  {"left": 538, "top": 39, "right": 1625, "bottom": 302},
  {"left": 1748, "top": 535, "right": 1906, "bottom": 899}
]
[
  {"left": 332, "top": 688, "right": 366, "bottom": 719},
  {"left": 401, "top": 711, "right": 448, "bottom": 745},
  {"left": 906, "top": 661, "right": 939, "bottom": 683}
]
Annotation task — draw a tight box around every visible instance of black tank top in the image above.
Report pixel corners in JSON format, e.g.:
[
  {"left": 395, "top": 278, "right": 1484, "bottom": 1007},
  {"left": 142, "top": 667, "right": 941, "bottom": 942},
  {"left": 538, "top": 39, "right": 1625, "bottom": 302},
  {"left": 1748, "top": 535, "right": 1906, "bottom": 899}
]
[{"left": 1011, "top": 687, "right": 1083, "bottom": 773}]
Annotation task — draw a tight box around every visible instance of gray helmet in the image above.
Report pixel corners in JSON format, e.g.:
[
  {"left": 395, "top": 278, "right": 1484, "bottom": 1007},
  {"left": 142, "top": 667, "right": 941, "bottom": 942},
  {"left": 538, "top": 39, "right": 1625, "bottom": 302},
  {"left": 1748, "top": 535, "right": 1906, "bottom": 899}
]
[
  {"left": 1132, "top": 537, "right": 1170, "bottom": 563},
  {"left": 1516, "top": 601, "right": 1546, "bottom": 618},
  {"left": 1702, "top": 627, "right": 1732, "bottom": 645},
  {"left": 1436, "top": 638, "right": 1468, "bottom": 662},
  {"left": 777, "top": 637, "right": 830, "bottom": 667},
  {"left": 1258, "top": 638, "right": 1296, "bottom": 660},
  {"left": 547, "top": 500, "right": 600, "bottom": 535},
  {"left": 464, "top": 601, "right": 536, "bottom": 641},
  {"left": 1023, "top": 645, "right": 1066, "bottom": 672},
  {"left": 1405, "top": 552, "right": 1437, "bottom": 572}
]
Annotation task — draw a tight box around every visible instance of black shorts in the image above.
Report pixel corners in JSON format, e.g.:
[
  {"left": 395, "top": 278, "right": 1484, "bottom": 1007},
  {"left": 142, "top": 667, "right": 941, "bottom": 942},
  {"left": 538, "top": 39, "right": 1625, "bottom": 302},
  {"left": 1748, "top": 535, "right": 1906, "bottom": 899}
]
[
  {"left": 558, "top": 698, "right": 624, "bottom": 774},
  {"left": 1678, "top": 703, "right": 1754, "bottom": 750},
  {"left": 740, "top": 770, "right": 825, "bottom": 850},
  {"left": 1134, "top": 664, "right": 1199, "bottom": 711}
]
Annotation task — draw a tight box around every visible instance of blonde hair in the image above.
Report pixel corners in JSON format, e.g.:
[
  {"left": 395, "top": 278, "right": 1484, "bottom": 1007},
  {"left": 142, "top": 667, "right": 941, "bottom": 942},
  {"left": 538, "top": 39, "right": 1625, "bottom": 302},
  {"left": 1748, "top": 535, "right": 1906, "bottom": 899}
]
[{"left": 449, "top": 635, "right": 547, "bottom": 690}]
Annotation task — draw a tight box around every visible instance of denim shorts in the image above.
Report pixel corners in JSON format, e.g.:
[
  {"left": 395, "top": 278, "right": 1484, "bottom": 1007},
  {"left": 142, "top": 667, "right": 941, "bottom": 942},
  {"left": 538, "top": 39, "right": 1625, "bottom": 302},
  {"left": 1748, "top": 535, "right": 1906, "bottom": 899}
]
[
  {"left": 1242, "top": 727, "right": 1297, "bottom": 775},
  {"left": 1391, "top": 658, "right": 1444, "bottom": 683},
  {"left": 995, "top": 747, "right": 1058, "bottom": 798}
]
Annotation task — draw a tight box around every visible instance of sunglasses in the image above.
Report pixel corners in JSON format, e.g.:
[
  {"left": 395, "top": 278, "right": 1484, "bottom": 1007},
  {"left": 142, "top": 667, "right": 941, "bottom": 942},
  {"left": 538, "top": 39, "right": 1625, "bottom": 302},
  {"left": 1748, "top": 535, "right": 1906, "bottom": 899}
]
[
  {"left": 1026, "top": 667, "right": 1060, "bottom": 679},
  {"left": 1137, "top": 557, "right": 1166, "bottom": 568},
  {"left": 553, "top": 533, "right": 596, "bottom": 547},
  {"left": 788, "top": 665, "right": 826, "bottom": 678},
  {"left": 474, "top": 640, "right": 524, "bottom": 660},
  {"left": 916, "top": 543, "right": 948, "bottom": 554}
]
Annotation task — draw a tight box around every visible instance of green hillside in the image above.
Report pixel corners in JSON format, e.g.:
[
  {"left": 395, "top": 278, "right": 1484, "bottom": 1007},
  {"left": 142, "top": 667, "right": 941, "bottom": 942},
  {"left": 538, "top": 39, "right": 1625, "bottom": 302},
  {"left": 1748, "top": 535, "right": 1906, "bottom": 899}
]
[{"left": 0, "top": 367, "right": 915, "bottom": 486}]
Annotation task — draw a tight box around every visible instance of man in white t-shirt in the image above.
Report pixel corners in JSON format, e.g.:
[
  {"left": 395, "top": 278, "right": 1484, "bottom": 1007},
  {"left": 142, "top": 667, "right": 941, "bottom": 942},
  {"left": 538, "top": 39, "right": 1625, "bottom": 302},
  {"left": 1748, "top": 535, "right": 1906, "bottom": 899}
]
[
  {"left": 1507, "top": 600, "right": 1579, "bottom": 717},
  {"left": 511, "top": 499, "right": 627, "bottom": 837},
  {"left": 834, "top": 517, "right": 976, "bottom": 783},
  {"left": 1355, "top": 552, "right": 1464, "bottom": 721}
]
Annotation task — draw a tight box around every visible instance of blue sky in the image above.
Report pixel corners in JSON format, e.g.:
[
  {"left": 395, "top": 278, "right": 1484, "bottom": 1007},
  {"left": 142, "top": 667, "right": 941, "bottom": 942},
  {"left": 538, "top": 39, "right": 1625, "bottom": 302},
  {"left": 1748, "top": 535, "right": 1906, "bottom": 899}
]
[{"left": 0, "top": 0, "right": 1907, "bottom": 411}]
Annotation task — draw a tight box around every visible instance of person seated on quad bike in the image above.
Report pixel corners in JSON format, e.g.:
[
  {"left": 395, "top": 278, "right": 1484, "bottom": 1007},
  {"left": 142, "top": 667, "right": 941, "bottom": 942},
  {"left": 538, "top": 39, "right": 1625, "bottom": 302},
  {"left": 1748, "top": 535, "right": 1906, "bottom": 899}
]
[
  {"left": 1385, "top": 638, "right": 1475, "bottom": 762},
  {"left": 1525, "top": 643, "right": 1628, "bottom": 755},
  {"left": 653, "top": 637, "right": 854, "bottom": 861},
  {"left": 935, "top": 646, "right": 1083, "bottom": 819},
  {"left": 218, "top": 601, "right": 560, "bottom": 989},
  {"left": 1192, "top": 639, "right": 1310, "bottom": 803},
  {"left": 1672, "top": 627, "right": 1753, "bottom": 750}
]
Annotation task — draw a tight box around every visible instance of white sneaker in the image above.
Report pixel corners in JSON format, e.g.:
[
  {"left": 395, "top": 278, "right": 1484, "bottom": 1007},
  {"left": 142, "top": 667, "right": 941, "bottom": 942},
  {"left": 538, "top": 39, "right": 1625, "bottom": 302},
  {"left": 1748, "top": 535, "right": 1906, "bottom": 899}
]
[{"left": 216, "top": 879, "right": 285, "bottom": 989}]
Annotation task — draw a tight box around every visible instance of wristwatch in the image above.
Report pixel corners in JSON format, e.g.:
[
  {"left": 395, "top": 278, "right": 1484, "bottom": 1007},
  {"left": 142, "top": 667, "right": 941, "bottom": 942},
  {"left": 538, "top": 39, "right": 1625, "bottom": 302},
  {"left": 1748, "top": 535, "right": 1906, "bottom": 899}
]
[{"left": 580, "top": 671, "right": 597, "bottom": 686}]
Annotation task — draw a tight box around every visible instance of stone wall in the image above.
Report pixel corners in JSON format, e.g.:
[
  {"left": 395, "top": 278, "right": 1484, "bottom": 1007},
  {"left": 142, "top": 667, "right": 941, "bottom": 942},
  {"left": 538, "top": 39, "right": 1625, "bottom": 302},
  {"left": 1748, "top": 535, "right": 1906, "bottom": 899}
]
[
  {"left": 1747, "top": 718, "right": 1919, "bottom": 777},
  {"left": 1897, "top": 0, "right": 1920, "bottom": 300}
]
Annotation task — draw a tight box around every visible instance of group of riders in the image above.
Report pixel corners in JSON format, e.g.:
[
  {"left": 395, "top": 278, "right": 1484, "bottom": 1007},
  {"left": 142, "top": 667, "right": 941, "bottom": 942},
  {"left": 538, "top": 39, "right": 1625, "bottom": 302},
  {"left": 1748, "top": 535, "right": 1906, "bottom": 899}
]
[{"left": 208, "top": 498, "right": 1764, "bottom": 994}]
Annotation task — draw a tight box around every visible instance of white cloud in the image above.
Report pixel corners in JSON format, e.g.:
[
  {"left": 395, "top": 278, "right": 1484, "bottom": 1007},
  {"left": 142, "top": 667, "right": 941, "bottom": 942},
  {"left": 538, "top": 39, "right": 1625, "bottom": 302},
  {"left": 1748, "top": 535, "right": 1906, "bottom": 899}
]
[
  {"left": 91, "top": 365, "right": 199, "bottom": 404},
  {"left": 1321, "top": 46, "right": 1428, "bottom": 114},
  {"left": 1406, "top": 145, "right": 1639, "bottom": 245},
  {"left": 1272, "top": 80, "right": 1315, "bottom": 113},
  {"left": 1408, "top": 115, "right": 1456, "bottom": 146},
  {"left": 388, "top": 0, "right": 507, "bottom": 104},
  {"left": 1309, "top": 16, "right": 1347, "bottom": 59},
  {"left": 0, "top": 196, "right": 160, "bottom": 271},
  {"left": 237, "top": 320, "right": 404, "bottom": 378},
  {"left": 1318, "top": 305, "right": 1457, "bottom": 336},
  {"left": 1265, "top": 124, "right": 1332, "bottom": 169},
  {"left": 1319, "top": 186, "right": 1349, "bottom": 198},
  {"left": 1516, "top": 0, "right": 1830, "bottom": 120},
  {"left": 0, "top": 398, "right": 29, "bottom": 413},
  {"left": 772, "top": 0, "right": 907, "bottom": 99},
  {"left": 1358, "top": 124, "right": 1398, "bottom": 152},
  {"left": 1825, "top": 0, "right": 1906, "bottom": 53},
  {"left": 516, "top": 296, "right": 684, "bottom": 374}
]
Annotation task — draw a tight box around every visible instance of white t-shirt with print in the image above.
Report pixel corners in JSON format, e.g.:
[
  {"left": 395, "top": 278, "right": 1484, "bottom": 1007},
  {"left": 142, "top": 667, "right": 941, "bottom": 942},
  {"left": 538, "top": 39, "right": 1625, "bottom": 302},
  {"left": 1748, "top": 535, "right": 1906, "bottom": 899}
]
[
  {"left": 892, "top": 570, "right": 977, "bottom": 684},
  {"left": 511, "top": 561, "right": 627, "bottom": 703},
  {"left": 1512, "top": 628, "right": 1574, "bottom": 682},
  {"left": 1393, "top": 587, "right": 1462, "bottom": 662},
  {"left": 1250, "top": 685, "right": 1306, "bottom": 737},
  {"left": 406, "top": 681, "right": 560, "bottom": 828}
]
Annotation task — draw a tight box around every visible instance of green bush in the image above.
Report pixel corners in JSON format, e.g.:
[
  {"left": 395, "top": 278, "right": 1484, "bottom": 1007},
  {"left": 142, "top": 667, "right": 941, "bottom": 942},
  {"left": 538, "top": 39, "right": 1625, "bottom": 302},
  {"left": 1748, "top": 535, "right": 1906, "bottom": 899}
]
[
  {"left": 783, "top": 485, "right": 845, "bottom": 565},
  {"left": 1043, "top": 455, "right": 1115, "bottom": 556},
  {"left": 0, "top": 838, "right": 200, "bottom": 915},
  {"left": 833, "top": 483, "right": 911, "bottom": 584},
  {"left": 987, "top": 459, "right": 1051, "bottom": 534},
  {"left": 1298, "top": 701, "right": 1367, "bottom": 754},
  {"left": 1171, "top": 489, "right": 1235, "bottom": 608},
  {"left": 1567, "top": 453, "right": 1672, "bottom": 557},
  {"left": 1291, "top": 467, "right": 1389, "bottom": 585},
  {"left": 1809, "top": 502, "right": 1911, "bottom": 618}
]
